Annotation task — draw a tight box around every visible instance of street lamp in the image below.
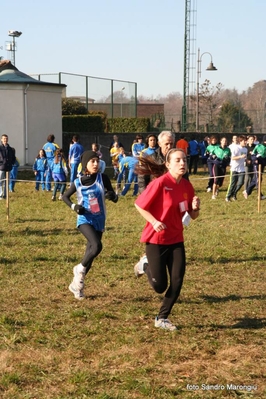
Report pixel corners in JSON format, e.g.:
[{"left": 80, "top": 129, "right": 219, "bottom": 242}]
[
  {"left": 121, "top": 86, "right": 125, "bottom": 117},
  {"left": 7, "top": 30, "right": 22, "bottom": 66},
  {"left": 196, "top": 48, "right": 217, "bottom": 132}
]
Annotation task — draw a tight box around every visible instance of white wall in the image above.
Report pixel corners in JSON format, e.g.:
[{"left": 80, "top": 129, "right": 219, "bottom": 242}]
[{"left": 0, "top": 83, "right": 64, "bottom": 165}]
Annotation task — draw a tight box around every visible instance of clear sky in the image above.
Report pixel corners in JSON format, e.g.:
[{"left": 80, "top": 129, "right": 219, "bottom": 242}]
[{"left": 1, "top": 0, "right": 265, "bottom": 98}]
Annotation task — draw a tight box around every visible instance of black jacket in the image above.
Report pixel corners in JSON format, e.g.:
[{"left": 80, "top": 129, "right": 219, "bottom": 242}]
[{"left": 0, "top": 144, "right": 16, "bottom": 171}]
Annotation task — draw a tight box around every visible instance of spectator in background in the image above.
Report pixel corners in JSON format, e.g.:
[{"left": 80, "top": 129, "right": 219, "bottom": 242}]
[
  {"left": 9, "top": 148, "right": 19, "bottom": 193},
  {"left": 33, "top": 149, "right": 48, "bottom": 192},
  {"left": 110, "top": 142, "right": 120, "bottom": 178},
  {"left": 68, "top": 135, "right": 84, "bottom": 183},
  {"left": 188, "top": 136, "right": 200, "bottom": 174},
  {"left": 243, "top": 135, "right": 256, "bottom": 195},
  {"left": 176, "top": 134, "right": 189, "bottom": 155},
  {"left": 141, "top": 134, "right": 158, "bottom": 156},
  {"left": 205, "top": 135, "right": 219, "bottom": 192},
  {"left": 91, "top": 143, "right": 102, "bottom": 159},
  {"left": 209, "top": 136, "right": 231, "bottom": 200},
  {"left": 225, "top": 135, "right": 247, "bottom": 202},
  {"left": 109, "top": 135, "right": 123, "bottom": 150},
  {"left": 51, "top": 148, "right": 68, "bottom": 201},
  {"left": 43, "top": 134, "right": 59, "bottom": 191},
  {"left": 118, "top": 155, "right": 139, "bottom": 197},
  {"left": 199, "top": 136, "right": 209, "bottom": 173},
  {"left": 0, "top": 134, "right": 16, "bottom": 199},
  {"left": 244, "top": 135, "right": 266, "bottom": 200},
  {"left": 138, "top": 130, "right": 175, "bottom": 194},
  {"left": 132, "top": 134, "right": 145, "bottom": 158}
]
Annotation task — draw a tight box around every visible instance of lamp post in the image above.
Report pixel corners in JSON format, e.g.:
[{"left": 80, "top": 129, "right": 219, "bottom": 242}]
[
  {"left": 120, "top": 86, "right": 125, "bottom": 117},
  {"left": 196, "top": 48, "right": 217, "bottom": 132},
  {"left": 7, "top": 30, "right": 22, "bottom": 66}
]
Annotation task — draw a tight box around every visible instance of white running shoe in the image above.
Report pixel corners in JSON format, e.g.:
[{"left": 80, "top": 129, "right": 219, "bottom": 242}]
[
  {"left": 134, "top": 254, "right": 148, "bottom": 277},
  {"left": 73, "top": 265, "right": 85, "bottom": 290},
  {"left": 154, "top": 317, "right": 177, "bottom": 331},
  {"left": 211, "top": 195, "right": 216, "bottom": 200},
  {"left": 69, "top": 282, "right": 85, "bottom": 300}
]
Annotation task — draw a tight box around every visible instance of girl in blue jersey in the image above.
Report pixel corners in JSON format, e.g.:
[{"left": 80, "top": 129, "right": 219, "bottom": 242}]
[
  {"left": 141, "top": 134, "right": 158, "bottom": 157},
  {"left": 62, "top": 150, "right": 118, "bottom": 300},
  {"left": 132, "top": 134, "right": 145, "bottom": 157},
  {"left": 33, "top": 149, "right": 47, "bottom": 191},
  {"left": 51, "top": 149, "right": 68, "bottom": 201}
]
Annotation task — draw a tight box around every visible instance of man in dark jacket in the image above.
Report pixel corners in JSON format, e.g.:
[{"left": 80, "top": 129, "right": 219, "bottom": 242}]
[{"left": 0, "top": 134, "right": 16, "bottom": 199}]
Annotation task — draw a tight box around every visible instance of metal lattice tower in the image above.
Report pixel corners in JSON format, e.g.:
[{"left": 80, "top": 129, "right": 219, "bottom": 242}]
[{"left": 182, "top": 0, "right": 197, "bottom": 132}]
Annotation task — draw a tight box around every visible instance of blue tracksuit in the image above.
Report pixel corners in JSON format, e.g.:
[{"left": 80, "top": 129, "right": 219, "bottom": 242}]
[
  {"left": 69, "top": 142, "right": 84, "bottom": 183},
  {"left": 33, "top": 157, "right": 47, "bottom": 191},
  {"left": 9, "top": 158, "right": 20, "bottom": 192},
  {"left": 118, "top": 156, "right": 139, "bottom": 196}
]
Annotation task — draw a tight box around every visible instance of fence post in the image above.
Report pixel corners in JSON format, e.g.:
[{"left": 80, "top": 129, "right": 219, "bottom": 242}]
[
  {"left": 258, "top": 164, "right": 261, "bottom": 213},
  {"left": 6, "top": 171, "right": 9, "bottom": 221}
]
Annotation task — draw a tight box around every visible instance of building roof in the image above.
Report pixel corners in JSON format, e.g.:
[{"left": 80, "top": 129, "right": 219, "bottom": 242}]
[{"left": 0, "top": 60, "right": 66, "bottom": 87}]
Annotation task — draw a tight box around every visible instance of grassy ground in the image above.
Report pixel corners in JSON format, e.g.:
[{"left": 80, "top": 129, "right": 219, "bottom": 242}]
[{"left": 0, "top": 169, "right": 265, "bottom": 398}]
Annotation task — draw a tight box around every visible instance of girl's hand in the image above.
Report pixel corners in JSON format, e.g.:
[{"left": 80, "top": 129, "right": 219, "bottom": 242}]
[
  {"left": 152, "top": 220, "right": 167, "bottom": 232},
  {"left": 192, "top": 196, "right": 200, "bottom": 211}
]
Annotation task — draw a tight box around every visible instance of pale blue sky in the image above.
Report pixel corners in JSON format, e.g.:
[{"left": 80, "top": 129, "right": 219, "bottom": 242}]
[{"left": 1, "top": 0, "right": 265, "bottom": 97}]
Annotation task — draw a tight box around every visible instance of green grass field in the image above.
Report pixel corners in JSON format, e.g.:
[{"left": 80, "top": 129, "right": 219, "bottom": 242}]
[{"left": 0, "top": 169, "right": 265, "bottom": 398}]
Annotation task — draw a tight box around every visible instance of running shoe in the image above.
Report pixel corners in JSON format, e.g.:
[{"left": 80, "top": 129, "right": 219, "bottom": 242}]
[{"left": 155, "top": 317, "right": 178, "bottom": 331}]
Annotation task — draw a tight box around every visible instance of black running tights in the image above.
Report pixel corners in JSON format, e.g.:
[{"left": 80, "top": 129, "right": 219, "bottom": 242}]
[
  {"left": 78, "top": 224, "right": 103, "bottom": 274},
  {"left": 145, "top": 242, "right": 186, "bottom": 319}
]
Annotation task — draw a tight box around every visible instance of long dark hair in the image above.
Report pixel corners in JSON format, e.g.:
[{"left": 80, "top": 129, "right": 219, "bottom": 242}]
[
  {"left": 135, "top": 155, "right": 167, "bottom": 178},
  {"left": 135, "top": 148, "right": 186, "bottom": 178}
]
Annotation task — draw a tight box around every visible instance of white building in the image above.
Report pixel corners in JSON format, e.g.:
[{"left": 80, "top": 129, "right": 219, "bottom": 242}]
[{"left": 0, "top": 60, "right": 66, "bottom": 165}]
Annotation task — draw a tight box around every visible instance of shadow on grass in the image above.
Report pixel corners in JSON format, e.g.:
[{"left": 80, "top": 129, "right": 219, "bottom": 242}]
[
  {"left": 200, "top": 294, "right": 266, "bottom": 302},
  {"left": 209, "top": 317, "right": 266, "bottom": 330},
  {"left": 199, "top": 255, "right": 266, "bottom": 264},
  {"left": 230, "top": 317, "right": 266, "bottom": 329},
  {"left": 0, "top": 227, "right": 77, "bottom": 237}
]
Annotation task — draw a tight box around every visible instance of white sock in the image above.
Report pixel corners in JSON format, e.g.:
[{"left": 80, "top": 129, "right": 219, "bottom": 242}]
[{"left": 77, "top": 263, "right": 86, "bottom": 273}]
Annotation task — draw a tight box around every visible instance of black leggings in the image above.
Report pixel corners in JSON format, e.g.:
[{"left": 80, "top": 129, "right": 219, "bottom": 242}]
[
  {"left": 78, "top": 224, "right": 103, "bottom": 274},
  {"left": 145, "top": 242, "right": 186, "bottom": 319}
]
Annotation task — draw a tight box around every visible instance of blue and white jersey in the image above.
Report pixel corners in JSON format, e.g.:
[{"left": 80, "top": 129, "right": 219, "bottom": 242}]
[
  {"left": 74, "top": 173, "right": 106, "bottom": 231},
  {"left": 119, "top": 156, "right": 138, "bottom": 173},
  {"left": 33, "top": 157, "right": 47, "bottom": 172},
  {"left": 141, "top": 147, "right": 157, "bottom": 156},
  {"left": 132, "top": 142, "right": 145, "bottom": 157},
  {"left": 43, "top": 142, "right": 59, "bottom": 159},
  {"left": 51, "top": 157, "right": 68, "bottom": 175},
  {"left": 69, "top": 142, "right": 84, "bottom": 164}
]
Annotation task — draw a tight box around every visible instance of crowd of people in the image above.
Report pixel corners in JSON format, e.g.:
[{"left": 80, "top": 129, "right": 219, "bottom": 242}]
[{"left": 203, "top": 134, "right": 266, "bottom": 201}]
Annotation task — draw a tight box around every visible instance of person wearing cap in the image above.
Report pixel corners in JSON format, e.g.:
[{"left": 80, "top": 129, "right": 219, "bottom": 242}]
[{"left": 62, "top": 150, "right": 118, "bottom": 300}]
